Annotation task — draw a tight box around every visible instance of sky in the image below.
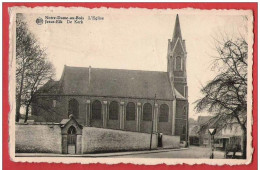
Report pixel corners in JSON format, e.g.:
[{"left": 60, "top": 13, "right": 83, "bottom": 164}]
[{"left": 22, "top": 8, "right": 249, "bottom": 119}]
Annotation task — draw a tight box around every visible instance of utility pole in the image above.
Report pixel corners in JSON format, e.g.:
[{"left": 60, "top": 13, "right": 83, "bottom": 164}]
[{"left": 150, "top": 94, "right": 156, "bottom": 150}]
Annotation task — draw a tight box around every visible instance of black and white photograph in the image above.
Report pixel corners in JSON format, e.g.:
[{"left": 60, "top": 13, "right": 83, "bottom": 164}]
[{"left": 10, "top": 7, "right": 253, "bottom": 165}]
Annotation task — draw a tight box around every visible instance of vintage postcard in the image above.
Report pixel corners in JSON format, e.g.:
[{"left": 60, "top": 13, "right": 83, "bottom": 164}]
[{"left": 8, "top": 6, "right": 254, "bottom": 165}]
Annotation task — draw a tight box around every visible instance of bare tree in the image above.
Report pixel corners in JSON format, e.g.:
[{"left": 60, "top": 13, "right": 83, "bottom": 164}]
[
  {"left": 16, "top": 14, "right": 55, "bottom": 122},
  {"left": 195, "top": 35, "right": 248, "bottom": 158},
  {"left": 23, "top": 59, "right": 55, "bottom": 122}
]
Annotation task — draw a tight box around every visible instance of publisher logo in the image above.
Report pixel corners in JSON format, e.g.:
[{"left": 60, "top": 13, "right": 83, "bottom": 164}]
[{"left": 36, "top": 17, "right": 43, "bottom": 25}]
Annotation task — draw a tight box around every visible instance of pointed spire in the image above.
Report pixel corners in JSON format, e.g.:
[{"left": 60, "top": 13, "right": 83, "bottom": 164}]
[{"left": 172, "top": 14, "right": 182, "bottom": 41}]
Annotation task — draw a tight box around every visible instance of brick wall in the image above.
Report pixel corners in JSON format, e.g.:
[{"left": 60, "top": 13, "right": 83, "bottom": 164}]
[
  {"left": 158, "top": 122, "right": 172, "bottom": 135},
  {"left": 107, "top": 119, "right": 120, "bottom": 130},
  {"left": 32, "top": 95, "right": 175, "bottom": 135},
  {"left": 175, "top": 100, "right": 188, "bottom": 141},
  {"left": 90, "top": 119, "right": 103, "bottom": 128},
  {"left": 125, "top": 120, "right": 136, "bottom": 132},
  {"left": 15, "top": 124, "right": 62, "bottom": 153}
]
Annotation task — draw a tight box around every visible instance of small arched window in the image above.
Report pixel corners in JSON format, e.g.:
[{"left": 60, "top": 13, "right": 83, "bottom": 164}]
[
  {"left": 126, "top": 102, "right": 135, "bottom": 121},
  {"left": 68, "top": 99, "right": 79, "bottom": 119},
  {"left": 159, "top": 104, "right": 169, "bottom": 122},
  {"left": 92, "top": 100, "right": 102, "bottom": 120},
  {"left": 68, "top": 126, "right": 76, "bottom": 134},
  {"left": 143, "top": 103, "right": 152, "bottom": 121},
  {"left": 175, "top": 56, "right": 182, "bottom": 71},
  {"left": 109, "top": 101, "right": 119, "bottom": 120}
]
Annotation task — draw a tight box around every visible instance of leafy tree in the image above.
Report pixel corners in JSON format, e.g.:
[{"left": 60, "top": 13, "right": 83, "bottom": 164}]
[
  {"left": 195, "top": 35, "right": 248, "bottom": 158},
  {"left": 16, "top": 14, "right": 55, "bottom": 122}
]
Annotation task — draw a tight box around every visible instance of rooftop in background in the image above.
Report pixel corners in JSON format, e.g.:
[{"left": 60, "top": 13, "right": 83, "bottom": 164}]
[{"left": 197, "top": 116, "right": 214, "bottom": 125}]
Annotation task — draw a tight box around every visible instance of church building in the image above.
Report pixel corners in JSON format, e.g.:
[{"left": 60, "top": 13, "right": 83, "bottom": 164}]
[{"left": 32, "top": 15, "right": 189, "bottom": 143}]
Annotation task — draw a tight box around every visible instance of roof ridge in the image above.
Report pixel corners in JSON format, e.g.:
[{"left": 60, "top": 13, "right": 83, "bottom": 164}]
[{"left": 65, "top": 65, "right": 168, "bottom": 73}]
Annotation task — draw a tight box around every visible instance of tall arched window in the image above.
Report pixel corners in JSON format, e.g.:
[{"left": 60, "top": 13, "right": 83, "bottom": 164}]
[
  {"left": 109, "top": 101, "right": 119, "bottom": 120},
  {"left": 126, "top": 102, "right": 135, "bottom": 121},
  {"left": 92, "top": 100, "right": 102, "bottom": 120},
  {"left": 159, "top": 104, "right": 169, "bottom": 122},
  {"left": 68, "top": 99, "right": 79, "bottom": 118},
  {"left": 143, "top": 103, "right": 152, "bottom": 121},
  {"left": 175, "top": 56, "right": 182, "bottom": 71}
]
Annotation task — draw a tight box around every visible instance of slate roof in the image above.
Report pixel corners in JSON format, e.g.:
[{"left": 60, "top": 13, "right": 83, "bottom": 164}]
[
  {"left": 59, "top": 66, "right": 176, "bottom": 100},
  {"left": 37, "top": 65, "right": 188, "bottom": 101},
  {"left": 60, "top": 117, "right": 83, "bottom": 129}
]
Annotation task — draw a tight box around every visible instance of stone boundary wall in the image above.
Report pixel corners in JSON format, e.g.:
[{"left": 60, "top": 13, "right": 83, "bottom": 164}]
[
  {"left": 15, "top": 124, "right": 180, "bottom": 154},
  {"left": 162, "top": 135, "right": 180, "bottom": 149},
  {"left": 15, "top": 124, "right": 62, "bottom": 153},
  {"left": 82, "top": 127, "right": 159, "bottom": 153}
]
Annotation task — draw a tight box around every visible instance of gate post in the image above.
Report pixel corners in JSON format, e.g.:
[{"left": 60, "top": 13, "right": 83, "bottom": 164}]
[{"left": 76, "top": 134, "right": 82, "bottom": 154}]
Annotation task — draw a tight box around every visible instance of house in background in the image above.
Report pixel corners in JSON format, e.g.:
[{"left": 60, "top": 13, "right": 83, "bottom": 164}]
[
  {"left": 188, "top": 118, "right": 200, "bottom": 146},
  {"left": 197, "top": 116, "right": 214, "bottom": 146},
  {"left": 189, "top": 116, "right": 213, "bottom": 146},
  {"left": 214, "top": 124, "right": 243, "bottom": 151},
  {"left": 189, "top": 116, "right": 243, "bottom": 151}
]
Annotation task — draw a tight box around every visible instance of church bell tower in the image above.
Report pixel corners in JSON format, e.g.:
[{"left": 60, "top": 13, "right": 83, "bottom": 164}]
[{"left": 167, "top": 14, "right": 188, "bottom": 98}]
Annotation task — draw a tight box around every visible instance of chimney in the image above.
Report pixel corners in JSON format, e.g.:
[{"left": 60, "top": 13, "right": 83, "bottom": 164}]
[{"left": 89, "top": 66, "right": 91, "bottom": 85}]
